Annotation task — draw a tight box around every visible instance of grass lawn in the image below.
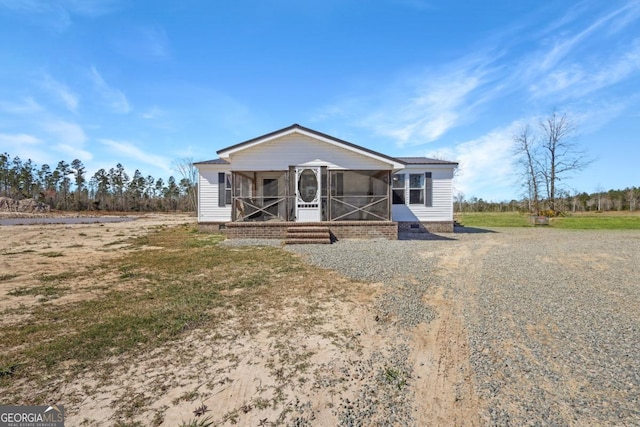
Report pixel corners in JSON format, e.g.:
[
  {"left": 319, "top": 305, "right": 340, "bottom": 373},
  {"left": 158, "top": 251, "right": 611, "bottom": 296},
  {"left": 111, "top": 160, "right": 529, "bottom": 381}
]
[
  {"left": 0, "top": 224, "right": 351, "bottom": 406},
  {"left": 456, "top": 211, "right": 640, "bottom": 229}
]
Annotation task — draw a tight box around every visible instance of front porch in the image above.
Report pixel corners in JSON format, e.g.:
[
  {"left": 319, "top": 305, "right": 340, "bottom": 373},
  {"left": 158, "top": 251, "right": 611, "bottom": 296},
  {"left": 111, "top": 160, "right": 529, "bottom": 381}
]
[{"left": 229, "top": 168, "right": 392, "bottom": 223}]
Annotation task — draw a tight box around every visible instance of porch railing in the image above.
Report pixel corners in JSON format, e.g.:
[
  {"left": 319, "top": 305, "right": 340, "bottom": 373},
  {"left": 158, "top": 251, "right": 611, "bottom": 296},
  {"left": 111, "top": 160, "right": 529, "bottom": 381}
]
[
  {"left": 329, "top": 196, "right": 389, "bottom": 221},
  {"left": 232, "top": 195, "right": 390, "bottom": 222},
  {"left": 233, "top": 196, "right": 294, "bottom": 222}
]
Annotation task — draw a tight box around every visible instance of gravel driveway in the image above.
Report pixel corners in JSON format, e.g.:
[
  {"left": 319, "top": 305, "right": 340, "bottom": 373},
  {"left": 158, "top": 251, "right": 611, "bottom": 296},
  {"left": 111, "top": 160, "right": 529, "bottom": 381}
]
[{"left": 285, "top": 227, "right": 640, "bottom": 425}]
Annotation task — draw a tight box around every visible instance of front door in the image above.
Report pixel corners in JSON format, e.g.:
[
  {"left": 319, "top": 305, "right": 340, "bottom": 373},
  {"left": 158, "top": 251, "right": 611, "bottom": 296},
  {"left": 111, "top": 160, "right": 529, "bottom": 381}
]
[{"left": 295, "top": 167, "right": 321, "bottom": 222}]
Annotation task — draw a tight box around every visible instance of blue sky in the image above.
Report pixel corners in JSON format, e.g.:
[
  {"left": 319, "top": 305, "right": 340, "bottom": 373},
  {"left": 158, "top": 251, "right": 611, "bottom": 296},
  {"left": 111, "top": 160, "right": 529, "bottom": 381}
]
[{"left": 1, "top": 0, "right": 639, "bottom": 201}]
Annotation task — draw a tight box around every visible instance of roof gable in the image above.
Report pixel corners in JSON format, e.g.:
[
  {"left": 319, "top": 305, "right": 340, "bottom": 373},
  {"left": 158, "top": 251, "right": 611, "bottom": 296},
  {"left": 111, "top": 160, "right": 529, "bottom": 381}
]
[{"left": 217, "top": 124, "right": 405, "bottom": 169}]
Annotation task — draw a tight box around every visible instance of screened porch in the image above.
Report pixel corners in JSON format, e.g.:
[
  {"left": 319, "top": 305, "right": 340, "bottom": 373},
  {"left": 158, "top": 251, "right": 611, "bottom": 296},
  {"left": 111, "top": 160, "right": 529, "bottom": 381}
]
[{"left": 225, "top": 169, "right": 391, "bottom": 222}]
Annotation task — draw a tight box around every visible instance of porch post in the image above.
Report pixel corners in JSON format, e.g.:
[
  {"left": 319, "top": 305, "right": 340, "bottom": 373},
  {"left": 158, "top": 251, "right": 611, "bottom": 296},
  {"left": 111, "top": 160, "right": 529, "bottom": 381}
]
[
  {"left": 327, "top": 170, "right": 332, "bottom": 221},
  {"left": 387, "top": 170, "right": 392, "bottom": 221},
  {"left": 288, "top": 166, "right": 295, "bottom": 221},
  {"left": 231, "top": 171, "right": 236, "bottom": 221}
]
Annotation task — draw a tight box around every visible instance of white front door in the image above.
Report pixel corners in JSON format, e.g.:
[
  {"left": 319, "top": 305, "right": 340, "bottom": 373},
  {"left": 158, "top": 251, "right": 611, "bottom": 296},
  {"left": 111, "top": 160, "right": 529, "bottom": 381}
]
[{"left": 295, "top": 167, "right": 321, "bottom": 222}]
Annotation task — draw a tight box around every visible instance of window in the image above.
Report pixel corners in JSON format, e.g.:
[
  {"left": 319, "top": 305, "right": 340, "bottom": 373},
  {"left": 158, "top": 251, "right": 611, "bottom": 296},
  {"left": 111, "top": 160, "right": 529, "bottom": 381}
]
[
  {"left": 392, "top": 172, "right": 433, "bottom": 207},
  {"left": 392, "top": 174, "right": 405, "bottom": 204},
  {"left": 409, "top": 173, "right": 424, "bottom": 204}
]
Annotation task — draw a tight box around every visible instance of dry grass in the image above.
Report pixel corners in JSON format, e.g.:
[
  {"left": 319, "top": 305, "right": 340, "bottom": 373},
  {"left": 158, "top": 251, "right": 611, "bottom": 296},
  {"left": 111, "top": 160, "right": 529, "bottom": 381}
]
[{"left": 0, "top": 223, "right": 365, "bottom": 416}]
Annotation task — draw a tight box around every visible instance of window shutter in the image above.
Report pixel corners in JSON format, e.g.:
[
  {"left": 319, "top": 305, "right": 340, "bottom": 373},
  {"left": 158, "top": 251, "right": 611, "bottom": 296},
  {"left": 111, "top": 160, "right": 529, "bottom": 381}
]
[
  {"left": 218, "top": 172, "right": 226, "bottom": 207},
  {"left": 425, "top": 172, "right": 433, "bottom": 207}
]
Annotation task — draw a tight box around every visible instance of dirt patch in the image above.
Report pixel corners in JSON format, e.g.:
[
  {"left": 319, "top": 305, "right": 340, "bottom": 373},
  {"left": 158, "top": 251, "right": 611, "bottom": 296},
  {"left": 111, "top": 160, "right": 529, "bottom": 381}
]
[
  {"left": 0, "top": 213, "right": 191, "bottom": 323},
  {"left": 0, "top": 216, "right": 483, "bottom": 425}
]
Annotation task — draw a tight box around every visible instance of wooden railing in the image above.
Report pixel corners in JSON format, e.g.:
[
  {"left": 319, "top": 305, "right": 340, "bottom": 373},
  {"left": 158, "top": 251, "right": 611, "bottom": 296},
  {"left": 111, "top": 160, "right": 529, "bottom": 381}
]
[
  {"left": 233, "top": 196, "right": 292, "bottom": 221},
  {"left": 329, "top": 196, "right": 389, "bottom": 221}
]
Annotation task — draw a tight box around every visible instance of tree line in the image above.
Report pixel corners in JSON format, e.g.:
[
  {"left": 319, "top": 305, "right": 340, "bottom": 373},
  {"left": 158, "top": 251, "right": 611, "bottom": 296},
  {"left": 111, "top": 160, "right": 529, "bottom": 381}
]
[
  {"left": 0, "top": 153, "right": 197, "bottom": 212},
  {"left": 455, "top": 186, "right": 640, "bottom": 214}
]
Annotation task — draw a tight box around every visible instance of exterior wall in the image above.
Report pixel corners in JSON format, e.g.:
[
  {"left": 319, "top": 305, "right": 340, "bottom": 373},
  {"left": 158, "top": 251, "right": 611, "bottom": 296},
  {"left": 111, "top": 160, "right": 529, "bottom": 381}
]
[
  {"left": 221, "top": 221, "right": 398, "bottom": 240},
  {"left": 391, "top": 167, "right": 455, "bottom": 223},
  {"left": 197, "top": 165, "right": 232, "bottom": 222},
  {"left": 227, "top": 134, "right": 392, "bottom": 171}
]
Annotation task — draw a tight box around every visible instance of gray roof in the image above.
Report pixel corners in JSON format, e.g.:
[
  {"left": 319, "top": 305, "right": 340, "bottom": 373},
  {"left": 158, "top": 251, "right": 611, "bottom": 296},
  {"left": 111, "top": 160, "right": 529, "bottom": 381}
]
[
  {"left": 193, "top": 158, "right": 229, "bottom": 165},
  {"left": 195, "top": 125, "right": 458, "bottom": 167},
  {"left": 216, "top": 123, "right": 406, "bottom": 166},
  {"left": 396, "top": 156, "right": 458, "bottom": 166}
]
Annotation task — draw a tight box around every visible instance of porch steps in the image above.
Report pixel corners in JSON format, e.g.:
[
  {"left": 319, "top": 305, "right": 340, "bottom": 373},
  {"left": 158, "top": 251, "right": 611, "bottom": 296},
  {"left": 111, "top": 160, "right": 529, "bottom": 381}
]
[{"left": 284, "top": 226, "right": 332, "bottom": 244}]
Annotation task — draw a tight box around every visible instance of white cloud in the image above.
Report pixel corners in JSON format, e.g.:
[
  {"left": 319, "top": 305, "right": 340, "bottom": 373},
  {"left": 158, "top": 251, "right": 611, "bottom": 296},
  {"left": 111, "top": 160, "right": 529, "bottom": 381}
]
[
  {"left": 0, "top": 0, "right": 121, "bottom": 31},
  {"left": 0, "top": 97, "right": 43, "bottom": 114},
  {"left": 42, "top": 119, "right": 86, "bottom": 146},
  {"left": 40, "top": 119, "right": 92, "bottom": 160},
  {"left": 88, "top": 66, "right": 131, "bottom": 114},
  {"left": 112, "top": 25, "right": 171, "bottom": 60},
  {"left": 55, "top": 143, "right": 93, "bottom": 161},
  {"left": 99, "top": 139, "right": 172, "bottom": 174},
  {"left": 538, "top": 3, "right": 637, "bottom": 72},
  {"left": 41, "top": 74, "right": 79, "bottom": 112},
  {"left": 319, "top": 58, "right": 497, "bottom": 147},
  {"left": 446, "top": 122, "right": 523, "bottom": 201},
  {"left": 141, "top": 106, "right": 164, "bottom": 119},
  {"left": 61, "top": 0, "right": 121, "bottom": 17},
  {"left": 524, "top": 2, "right": 640, "bottom": 101},
  {"left": 0, "top": 132, "right": 42, "bottom": 146}
]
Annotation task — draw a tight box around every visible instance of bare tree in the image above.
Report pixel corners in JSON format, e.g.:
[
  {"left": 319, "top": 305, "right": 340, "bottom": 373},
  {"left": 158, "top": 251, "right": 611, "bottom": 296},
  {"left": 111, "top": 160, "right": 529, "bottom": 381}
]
[
  {"left": 514, "top": 110, "right": 591, "bottom": 214},
  {"left": 173, "top": 157, "right": 198, "bottom": 212},
  {"left": 513, "top": 124, "right": 541, "bottom": 213},
  {"left": 538, "top": 110, "right": 590, "bottom": 213}
]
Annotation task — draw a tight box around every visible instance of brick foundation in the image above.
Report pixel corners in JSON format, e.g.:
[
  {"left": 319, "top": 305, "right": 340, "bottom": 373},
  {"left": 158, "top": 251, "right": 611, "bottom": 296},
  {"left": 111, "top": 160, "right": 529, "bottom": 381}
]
[
  {"left": 197, "top": 222, "right": 227, "bottom": 233},
  {"left": 205, "top": 221, "right": 398, "bottom": 240},
  {"left": 398, "top": 221, "right": 454, "bottom": 233}
]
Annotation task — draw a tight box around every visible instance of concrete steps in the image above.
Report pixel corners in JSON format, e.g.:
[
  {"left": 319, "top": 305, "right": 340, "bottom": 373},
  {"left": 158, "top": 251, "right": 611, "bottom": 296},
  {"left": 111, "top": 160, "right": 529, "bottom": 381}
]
[{"left": 284, "top": 226, "right": 331, "bottom": 244}]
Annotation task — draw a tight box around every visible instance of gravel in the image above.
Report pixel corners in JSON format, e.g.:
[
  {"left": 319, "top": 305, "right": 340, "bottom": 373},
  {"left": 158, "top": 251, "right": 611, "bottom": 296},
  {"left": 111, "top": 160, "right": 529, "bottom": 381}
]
[
  {"left": 461, "top": 228, "right": 640, "bottom": 425},
  {"left": 282, "top": 228, "right": 640, "bottom": 425}
]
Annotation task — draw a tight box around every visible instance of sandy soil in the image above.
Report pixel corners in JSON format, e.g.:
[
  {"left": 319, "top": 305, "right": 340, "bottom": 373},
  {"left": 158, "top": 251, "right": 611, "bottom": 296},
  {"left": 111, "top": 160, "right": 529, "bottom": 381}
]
[
  {"left": 0, "top": 214, "right": 479, "bottom": 426},
  {"left": 0, "top": 213, "right": 192, "bottom": 320}
]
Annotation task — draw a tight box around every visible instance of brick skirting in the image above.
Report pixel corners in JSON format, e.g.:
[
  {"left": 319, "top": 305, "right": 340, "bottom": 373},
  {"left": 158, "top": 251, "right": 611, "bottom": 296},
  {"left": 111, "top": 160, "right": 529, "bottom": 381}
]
[
  {"left": 398, "top": 221, "right": 454, "bottom": 233},
  {"left": 199, "top": 221, "right": 399, "bottom": 240},
  {"left": 199, "top": 220, "right": 454, "bottom": 239},
  {"left": 197, "top": 222, "right": 226, "bottom": 233}
]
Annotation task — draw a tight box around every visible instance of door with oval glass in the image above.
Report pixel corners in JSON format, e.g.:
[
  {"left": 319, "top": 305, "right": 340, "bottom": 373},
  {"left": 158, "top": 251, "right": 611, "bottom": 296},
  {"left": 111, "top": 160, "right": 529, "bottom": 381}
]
[{"left": 295, "top": 167, "right": 321, "bottom": 222}]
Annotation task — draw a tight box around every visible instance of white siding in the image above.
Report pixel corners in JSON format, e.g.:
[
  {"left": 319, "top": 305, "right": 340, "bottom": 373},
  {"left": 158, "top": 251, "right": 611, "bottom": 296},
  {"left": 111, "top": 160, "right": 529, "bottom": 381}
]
[
  {"left": 227, "top": 134, "right": 392, "bottom": 171},
  {"left": 197, "top": 165, "right": 231, "bottom": 222},
  {"left": 391, "top": 168, "right": 454, "bottom": 222}
]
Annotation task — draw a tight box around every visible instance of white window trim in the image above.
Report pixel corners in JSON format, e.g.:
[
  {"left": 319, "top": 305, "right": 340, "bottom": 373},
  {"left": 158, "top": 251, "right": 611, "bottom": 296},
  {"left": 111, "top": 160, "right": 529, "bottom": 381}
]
[{"left": 408, "top": 173, "right": 425, "bottom": 205}]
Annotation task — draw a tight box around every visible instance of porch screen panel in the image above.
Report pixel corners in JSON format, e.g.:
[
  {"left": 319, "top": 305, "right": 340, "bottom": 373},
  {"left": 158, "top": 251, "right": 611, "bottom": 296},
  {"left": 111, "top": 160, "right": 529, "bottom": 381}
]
[
  {"left": 232, "top": 172, "right": 254, "bottom": 221},
  {"left": 329, "top": 170, "right": 390, "bottom": 221},
  {"left": 232, "top": 171, "right": 289, "bottom": 222}
]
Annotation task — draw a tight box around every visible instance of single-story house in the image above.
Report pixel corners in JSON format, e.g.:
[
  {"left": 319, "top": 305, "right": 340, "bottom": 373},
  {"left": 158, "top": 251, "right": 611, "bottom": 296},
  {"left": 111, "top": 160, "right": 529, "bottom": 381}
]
[{"left": 195, "top": 124, "right": 458, "bottom": 241}]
